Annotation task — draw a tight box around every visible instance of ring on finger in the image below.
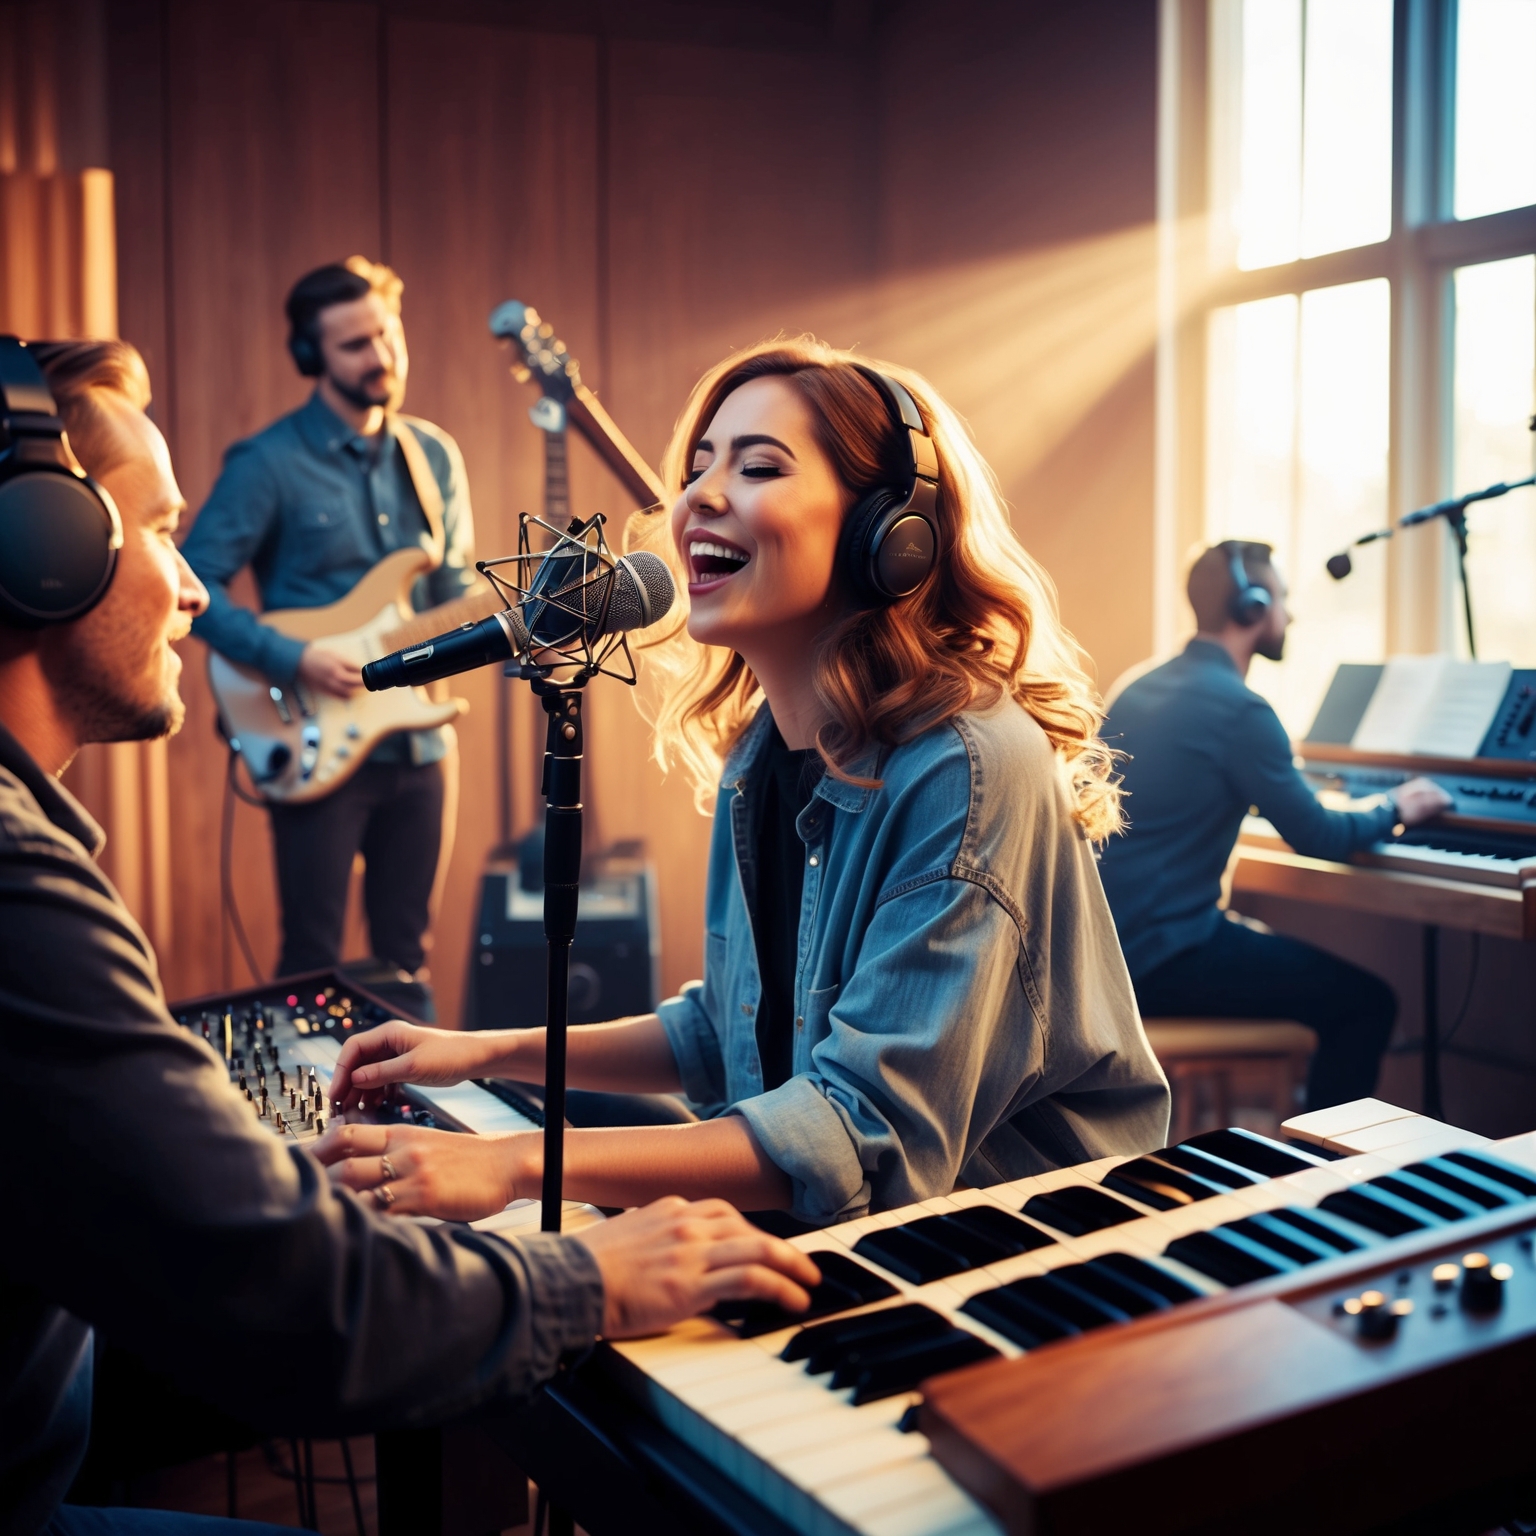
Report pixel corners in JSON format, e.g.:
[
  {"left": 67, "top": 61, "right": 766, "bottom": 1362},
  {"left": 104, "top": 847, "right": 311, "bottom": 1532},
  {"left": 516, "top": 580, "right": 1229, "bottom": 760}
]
[
  {"left": 375, "top": 1184, "right": 396, "bottom": 1209},
  {"left": 380, "top": 1155, "right": 398, "bottom": 1182}
]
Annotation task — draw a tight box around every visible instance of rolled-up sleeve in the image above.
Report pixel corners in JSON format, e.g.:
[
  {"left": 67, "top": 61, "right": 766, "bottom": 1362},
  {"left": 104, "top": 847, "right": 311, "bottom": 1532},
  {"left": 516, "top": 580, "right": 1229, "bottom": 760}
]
[
  {"left": 656, "top": 977, "right": 729, "bottom": 1117},
  {"left": 183, "top": 442, "right": 308, "bottom": 686},
  {"left": 735, "top": 875, "right": 1027, "bottom": 1224}
]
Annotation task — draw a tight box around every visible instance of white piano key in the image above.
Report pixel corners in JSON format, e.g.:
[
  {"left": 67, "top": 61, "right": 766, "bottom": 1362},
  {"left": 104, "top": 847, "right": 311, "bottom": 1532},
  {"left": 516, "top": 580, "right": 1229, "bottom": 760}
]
[
  {"left": 1151, "top": 1193, "right": 1268, "bottom": 1239},
  {"left": 740, "top": 1397, "right": 913, "bottom": 1464},
  {"left": 776, "top": 1426, "right": 933, "bottom": 1494},
  {"left": 1492, "top": 1131, "right": 1536, "bottom": 1173},
  {"left": 820, "top": 1455, "right": 978, "bottom": 1525},
  {"left": 1326, "top": 1117, "right": 1488, "bottom": 1156},
  {"left": 1282, "top": 1097, "right": 1419, "bottom": 1146},
  {"left": 860, "top": 1481, "right": 1000, "bottom": 1536}
]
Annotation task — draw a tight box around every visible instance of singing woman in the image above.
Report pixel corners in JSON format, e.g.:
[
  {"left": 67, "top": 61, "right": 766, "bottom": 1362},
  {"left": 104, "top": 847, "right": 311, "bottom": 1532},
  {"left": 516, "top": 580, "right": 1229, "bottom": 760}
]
[{"left": 317, "top": 338, "right": 1168, "bottom": 1223}]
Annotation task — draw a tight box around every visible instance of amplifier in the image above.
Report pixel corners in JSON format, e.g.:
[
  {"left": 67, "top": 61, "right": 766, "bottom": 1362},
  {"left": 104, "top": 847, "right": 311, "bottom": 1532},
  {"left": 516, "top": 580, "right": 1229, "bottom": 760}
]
[{"left": 467, "top": 849, "right": 659, "bottom": 1031}]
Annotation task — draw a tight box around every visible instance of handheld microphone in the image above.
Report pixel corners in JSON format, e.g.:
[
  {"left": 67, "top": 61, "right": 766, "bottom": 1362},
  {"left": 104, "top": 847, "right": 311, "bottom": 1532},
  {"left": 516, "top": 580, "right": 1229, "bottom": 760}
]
[{"left": 361, "top": 550, "right": 675, "bottom": 691}]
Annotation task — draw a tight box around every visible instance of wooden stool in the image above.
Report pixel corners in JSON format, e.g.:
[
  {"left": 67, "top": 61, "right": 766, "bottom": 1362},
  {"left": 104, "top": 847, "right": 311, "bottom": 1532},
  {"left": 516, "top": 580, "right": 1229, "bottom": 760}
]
[{"left": 1141, "top": 1019, "right": 1318, "bottom": 1142}]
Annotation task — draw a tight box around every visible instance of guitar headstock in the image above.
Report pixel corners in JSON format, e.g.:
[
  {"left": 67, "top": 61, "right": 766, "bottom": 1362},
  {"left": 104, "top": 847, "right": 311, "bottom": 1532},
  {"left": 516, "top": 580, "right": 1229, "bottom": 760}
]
[{"left": 489, "top": 300, "right": 581, "bottom": 407}]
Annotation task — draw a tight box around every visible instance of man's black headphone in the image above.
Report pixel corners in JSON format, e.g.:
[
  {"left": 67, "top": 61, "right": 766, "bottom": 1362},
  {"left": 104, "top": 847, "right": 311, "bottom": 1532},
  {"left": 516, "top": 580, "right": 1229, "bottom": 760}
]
[
  {"left": 839, "top": 367, "right": 939, "bottom": 605},
  {"left": 0, "top": 336, "right": 123, "bottom": 626},
  {"left": 1224, "top": 540, "right": 1271, "bottom": 627},
  {"left": 288, "top": 326, "right": 324, "bottom": 378}
]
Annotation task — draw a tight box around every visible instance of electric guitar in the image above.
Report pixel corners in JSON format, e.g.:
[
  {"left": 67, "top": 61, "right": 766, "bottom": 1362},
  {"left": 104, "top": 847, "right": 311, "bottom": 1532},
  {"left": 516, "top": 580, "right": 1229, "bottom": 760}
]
[{"left": 207, "top": 554, "right": 504, "bottom": 803}]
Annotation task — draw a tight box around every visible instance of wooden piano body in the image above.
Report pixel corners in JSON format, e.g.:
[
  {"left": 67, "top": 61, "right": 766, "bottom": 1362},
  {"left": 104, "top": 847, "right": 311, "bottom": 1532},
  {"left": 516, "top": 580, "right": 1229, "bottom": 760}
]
[{"left": 505, "top": 1099, "right": 1536, "bottom": 1536}]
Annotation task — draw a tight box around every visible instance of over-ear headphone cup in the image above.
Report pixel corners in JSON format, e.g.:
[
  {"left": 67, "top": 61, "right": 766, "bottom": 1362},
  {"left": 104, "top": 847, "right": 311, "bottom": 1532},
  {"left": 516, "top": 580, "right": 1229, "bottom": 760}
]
[
  {"left": 288, "top": 333, "right": 323, "bottom": 377},
  {"left": 840, "top": 487, "right": 898, "bottom": 605},
  {"left": 0, "top": 470, "right": 119, "bottom": 623}
]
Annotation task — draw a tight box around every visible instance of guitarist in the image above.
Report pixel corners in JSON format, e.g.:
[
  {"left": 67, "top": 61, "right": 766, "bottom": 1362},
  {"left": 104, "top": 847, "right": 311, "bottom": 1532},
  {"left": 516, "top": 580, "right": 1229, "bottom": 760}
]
[{"left": 181, "top": 257, "right": 476, "bottom": 1009}]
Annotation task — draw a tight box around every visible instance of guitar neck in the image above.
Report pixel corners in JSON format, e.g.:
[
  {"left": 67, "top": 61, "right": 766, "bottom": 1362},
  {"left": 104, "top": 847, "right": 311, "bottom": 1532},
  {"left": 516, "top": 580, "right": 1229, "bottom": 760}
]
[
  {"left": 544, "top": 427, "right": 571, "bottom": 527},
  {"left": 379, "top": 582, "right": 505, "bottom": 654}
]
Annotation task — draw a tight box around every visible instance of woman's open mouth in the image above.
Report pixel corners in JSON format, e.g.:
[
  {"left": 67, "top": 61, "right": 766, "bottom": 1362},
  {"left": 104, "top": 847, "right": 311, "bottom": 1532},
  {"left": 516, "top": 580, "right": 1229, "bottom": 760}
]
[{"left": 688, "top": 538, "right": 751, "bottom": 587}]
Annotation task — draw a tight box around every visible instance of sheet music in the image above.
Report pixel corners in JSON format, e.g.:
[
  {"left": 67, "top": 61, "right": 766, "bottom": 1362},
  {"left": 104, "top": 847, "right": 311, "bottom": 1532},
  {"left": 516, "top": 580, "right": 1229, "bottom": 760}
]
[{"left": 1350, "top": 656, "right": 1511, "bottom": 757}]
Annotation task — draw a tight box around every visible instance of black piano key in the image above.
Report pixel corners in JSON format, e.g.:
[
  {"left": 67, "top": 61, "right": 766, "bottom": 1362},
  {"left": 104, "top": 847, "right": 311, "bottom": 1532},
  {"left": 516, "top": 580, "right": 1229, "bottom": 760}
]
[
  {"left": 1060, "top": 1259, "right": 1172, "bottom": 1317},
  {"left": 783, "top": 1303, "right": 949, "bottom": 1369},
  {"left": 1445, "top": 1150, "right": 1536, "bottom": 1200},
  {"left": 1317, "top": 1188, "right": 1430, "bottom": 1239},
  {"left": 1265, "top": 1207, "right": 1364, "bottom": 1253},
  {"left": 807, "top": 1314, "right": 952, "bottom": 1379},
  {"left": 944, "top": 1202, "right": 1057, "bottom": 1254},
  {"left": 712, "top": 1248, "right": 896, "bottom": 1336},
  {"left": 906, "top": 1213, "right": 1016, "bottom": 1267},
  {"left": 1102, "top": 1157, "right": 1221, "bottom": 1209},
  {"left": 1094, "top": 1251, "right": 1202, "bottom": 1304},
  {"left": 1151, "top": 1143, "right": 1260, "bottom": 1188},
  {"left": 962, "top": 1284, "right": 1078, "bottom": 1348},
  {"left": 1369, "top": 1172, "right": 1482, "bottom": 1223},
  {"left": 1101, "top": 1171, "right": 1181, "bottom": 1211},
  {"left": 1011, "top": 1273, "right": 1127, "bottom": 1331},
  {"left": 847, "top": 1329, "right": 999, "bottom": 1406},
  {"left": 1222, "top": 1216, "right": 1330, "bottom": 1266},
  {"left": 1408, "top": 1157, "right": 1519, "bottom": 1209},
  {"left": 1022, "top": 1184, "right": 1145, "bottom": 1236},
  {"left": 1180, "top": 1127, "right": 1318, "bottom": 1178},
  {"left": 1164, "top": 1230, "right": 1285, "bottom": 1286},
  {"left": 853, "top": 1225, "right": 968, "bottom": 1285}
]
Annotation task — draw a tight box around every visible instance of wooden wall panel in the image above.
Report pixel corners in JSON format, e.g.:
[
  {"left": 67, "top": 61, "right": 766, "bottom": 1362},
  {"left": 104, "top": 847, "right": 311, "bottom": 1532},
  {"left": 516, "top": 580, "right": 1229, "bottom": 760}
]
[
  {"left": 595, "top": 35, "right": 878, "bottom": 995},
  {"left": 384, "top": 18, "right": 603, "bottom": 1028},
  {"left": 158, "top": 0, "right": 384, "bottom": 999}
]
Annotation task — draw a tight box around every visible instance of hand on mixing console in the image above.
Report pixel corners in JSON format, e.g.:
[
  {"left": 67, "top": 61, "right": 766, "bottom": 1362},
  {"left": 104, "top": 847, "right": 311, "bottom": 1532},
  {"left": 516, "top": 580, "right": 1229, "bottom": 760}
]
[
  {"left": 573, "top": 1197, "right": 822, "bottom": 1338},
  {"left": 313, "top": 1121, "right": 519, "bottom": 1220},
  {"left": 327, "top": 1019, "right": 505, "bottom": 1110}
]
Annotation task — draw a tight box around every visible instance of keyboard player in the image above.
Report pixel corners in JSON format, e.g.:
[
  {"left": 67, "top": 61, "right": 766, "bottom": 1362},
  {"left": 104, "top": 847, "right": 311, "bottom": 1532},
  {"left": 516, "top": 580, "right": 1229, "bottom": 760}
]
[
  {"left": 1097, "top": 541, "right": 1452, "bottom": 1110},
  {"left": 0, "top": 337, "right": 818, "bottom": 1536}
]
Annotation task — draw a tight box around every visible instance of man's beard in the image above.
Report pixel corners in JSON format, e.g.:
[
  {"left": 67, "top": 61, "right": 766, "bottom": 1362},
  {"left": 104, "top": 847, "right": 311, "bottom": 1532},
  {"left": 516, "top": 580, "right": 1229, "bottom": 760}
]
[
  {"left": 1256, "top": 630, "right": 1286, "bottom": 663},
  {"left": 328, "top": 367, "right": 402, "bottom": 414},
  {"left": 40, "top": 618, "right": 185, "bottom": 746}
]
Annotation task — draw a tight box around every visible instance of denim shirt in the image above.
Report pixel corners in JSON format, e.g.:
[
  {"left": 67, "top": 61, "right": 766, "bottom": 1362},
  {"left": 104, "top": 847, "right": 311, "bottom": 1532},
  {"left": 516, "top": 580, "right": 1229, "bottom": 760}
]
[
  {"left": 180, "top": 392, "right": 477, "bottom": 766},
  {"left": 656, "top": 701, "right": 1170, "bottom": 1223}
]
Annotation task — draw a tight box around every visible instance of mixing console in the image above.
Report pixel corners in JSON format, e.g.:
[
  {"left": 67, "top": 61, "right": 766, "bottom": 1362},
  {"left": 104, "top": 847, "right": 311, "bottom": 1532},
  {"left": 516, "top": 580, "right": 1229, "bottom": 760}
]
[{"left": 170, "top": 969, "right": 546, "bottom": 1146}]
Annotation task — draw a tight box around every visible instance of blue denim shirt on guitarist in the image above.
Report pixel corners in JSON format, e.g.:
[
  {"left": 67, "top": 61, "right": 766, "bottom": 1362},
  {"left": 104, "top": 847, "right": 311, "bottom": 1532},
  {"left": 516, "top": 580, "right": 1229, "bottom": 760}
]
[
  {"left": 656, "top": 702, "right": 1170, "bottom": 1224},
  {"left": 181, "top": 392, "right": 477, "bottom": 765}
]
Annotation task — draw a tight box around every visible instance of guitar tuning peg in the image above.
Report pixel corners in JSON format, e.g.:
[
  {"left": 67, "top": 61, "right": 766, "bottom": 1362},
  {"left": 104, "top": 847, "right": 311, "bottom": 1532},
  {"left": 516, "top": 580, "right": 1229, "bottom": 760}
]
[
  {"left": 512, "top": 366, "right": 531, "bottom": 383},
  {"left": 537, "top": 323, "right": 554, "bottom": 339},
  {"left": 524, "top": 307, "right": 542, "bottom": 327}
]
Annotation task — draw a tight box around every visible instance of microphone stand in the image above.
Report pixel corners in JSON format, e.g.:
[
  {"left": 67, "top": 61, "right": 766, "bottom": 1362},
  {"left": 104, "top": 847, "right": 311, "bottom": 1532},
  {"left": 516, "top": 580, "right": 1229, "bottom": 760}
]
[
  {"left": 1329, "top": 473, "right": 1536, "bottom": 659},
  {"left": 480, "top": 510, "right": 643, "bottom": 1232},
  {"left": 532, "top": 675, "right": 585, "bottom": 1231}
]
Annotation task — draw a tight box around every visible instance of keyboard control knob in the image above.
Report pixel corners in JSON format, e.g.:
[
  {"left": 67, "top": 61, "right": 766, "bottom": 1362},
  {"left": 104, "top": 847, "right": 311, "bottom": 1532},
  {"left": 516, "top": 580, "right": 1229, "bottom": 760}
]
[
  {"left": 1461, "top": 1252, "right": 1512, "bottom": 1313},
  {"left": 1432, "top": 1263, "right": 1460, "bottom": 1290}
]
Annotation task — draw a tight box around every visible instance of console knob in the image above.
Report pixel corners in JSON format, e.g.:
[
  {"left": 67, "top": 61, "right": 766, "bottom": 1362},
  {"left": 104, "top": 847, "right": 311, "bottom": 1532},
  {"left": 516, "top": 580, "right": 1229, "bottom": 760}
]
[
  {"left": 1432, "top": 1263, "right": 1460, "bottom": 1290},
  {"left": 1354, "top": 1290, "right": 1413, "bottom": 1340},
  {"left": 1461, "top": 1252, "right": 1513, "bottom": 1313}
]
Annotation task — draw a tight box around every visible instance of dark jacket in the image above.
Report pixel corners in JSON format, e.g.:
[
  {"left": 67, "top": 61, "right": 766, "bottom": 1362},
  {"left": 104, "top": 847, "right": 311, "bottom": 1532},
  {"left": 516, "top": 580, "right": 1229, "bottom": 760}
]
[{"left": 0, "top": 724, "right": 601, "bottom": 1536}]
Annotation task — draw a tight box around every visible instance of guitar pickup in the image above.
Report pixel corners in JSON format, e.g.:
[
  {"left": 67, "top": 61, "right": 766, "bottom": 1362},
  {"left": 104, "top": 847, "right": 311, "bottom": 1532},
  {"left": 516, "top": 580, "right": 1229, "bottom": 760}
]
[
  {"left": 300, "top": 724, "right": 321, "bottom": 779},
  {"left": 268, "top": 686, "right": 293, "bottom": 725}
]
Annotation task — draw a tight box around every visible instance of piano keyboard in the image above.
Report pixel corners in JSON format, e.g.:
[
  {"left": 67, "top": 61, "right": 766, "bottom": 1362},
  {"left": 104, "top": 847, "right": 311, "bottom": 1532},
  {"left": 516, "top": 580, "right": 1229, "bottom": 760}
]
[{"left": 604, "top": 1102, "right": 1536, "bottom": 1536}]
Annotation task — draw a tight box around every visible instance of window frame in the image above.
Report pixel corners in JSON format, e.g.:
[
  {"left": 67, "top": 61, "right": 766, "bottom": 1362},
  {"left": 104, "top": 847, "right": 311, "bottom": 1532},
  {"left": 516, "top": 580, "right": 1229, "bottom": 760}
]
[{"left": 1155, "top": 0, "right": 1536, "bottom": 669}]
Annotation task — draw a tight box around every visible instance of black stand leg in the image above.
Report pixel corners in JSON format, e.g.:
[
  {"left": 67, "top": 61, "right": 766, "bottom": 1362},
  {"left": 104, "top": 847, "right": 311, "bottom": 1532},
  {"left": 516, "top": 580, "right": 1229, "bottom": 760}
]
[
  {"left": 536, "top": 683, "right": 584, "bottom": 1233},
  {"left": 1423, "top": 923, "right": 1443, "bottom": 1119}
]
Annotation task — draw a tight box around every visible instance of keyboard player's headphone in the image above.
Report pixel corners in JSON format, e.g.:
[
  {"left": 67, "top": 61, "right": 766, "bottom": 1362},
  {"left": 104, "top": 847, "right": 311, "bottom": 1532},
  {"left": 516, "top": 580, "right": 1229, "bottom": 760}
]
[
  {"left": 1224, "top": 540, "right": 1272, "bottom": 628},
  {"left": 0, "top": 336, "right": 123, "bottom": 626}
]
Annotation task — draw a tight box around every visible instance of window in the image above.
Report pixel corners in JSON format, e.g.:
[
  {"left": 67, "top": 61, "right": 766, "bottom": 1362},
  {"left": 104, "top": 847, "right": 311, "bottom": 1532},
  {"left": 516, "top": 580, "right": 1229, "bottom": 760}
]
[{"left": 1161, "top": 0, "right": 1536, "bottom": 736}]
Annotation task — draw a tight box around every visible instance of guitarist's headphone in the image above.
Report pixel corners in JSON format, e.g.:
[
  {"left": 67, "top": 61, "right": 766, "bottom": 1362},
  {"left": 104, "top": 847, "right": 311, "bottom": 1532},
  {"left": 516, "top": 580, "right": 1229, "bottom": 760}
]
[
  {"left": 1224, "top": 540, "right": 1272, "bottom": 627},
  {"left": 0, "top": 336, "right": 123, "bottom": 626},
  {"left": 839, "top": 367, "right": 939, "bottom": 605}
]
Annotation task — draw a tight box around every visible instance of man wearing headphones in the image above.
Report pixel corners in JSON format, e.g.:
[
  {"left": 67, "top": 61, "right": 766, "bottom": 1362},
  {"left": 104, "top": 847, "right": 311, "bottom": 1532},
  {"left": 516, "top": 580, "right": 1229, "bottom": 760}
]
[
  {"left": 0, "top": 335, "right": 817, "bottom": 1536},
  {"left": 180, "top": 258, "right": 470, "bottom": 1007},
  {"left": 1097, "top": 541, "right": 1452, "bottom": 1111}
]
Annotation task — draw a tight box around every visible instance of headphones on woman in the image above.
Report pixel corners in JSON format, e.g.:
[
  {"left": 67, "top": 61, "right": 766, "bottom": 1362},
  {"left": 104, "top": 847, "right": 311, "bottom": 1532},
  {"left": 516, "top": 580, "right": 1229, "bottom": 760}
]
[
  {"left": 0, "top": 336, "right": 123, "bottom": 626},
  {"left": 839, "top": 367, "right": 939, "bottom": 605},
  {"left": 1224, "top": 540, "right": 1272, "bottom": 627}
]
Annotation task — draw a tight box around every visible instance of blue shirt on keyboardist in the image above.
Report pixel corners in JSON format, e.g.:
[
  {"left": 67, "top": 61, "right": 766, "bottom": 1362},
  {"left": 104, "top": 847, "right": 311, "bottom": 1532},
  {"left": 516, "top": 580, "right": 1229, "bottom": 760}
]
[
  {"left": 1097, "top": 639, "right": 1399, "bottom": 981},
  {"left": 180, "top": 391, "right": 477, "bottom": 765}
]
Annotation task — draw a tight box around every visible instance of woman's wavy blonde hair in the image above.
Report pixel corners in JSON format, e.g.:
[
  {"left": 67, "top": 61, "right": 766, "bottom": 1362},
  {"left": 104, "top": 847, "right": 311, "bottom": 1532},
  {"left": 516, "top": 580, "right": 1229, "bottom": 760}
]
[{"left": 627, "top": 337, "right": 1122, "bottom": 841}]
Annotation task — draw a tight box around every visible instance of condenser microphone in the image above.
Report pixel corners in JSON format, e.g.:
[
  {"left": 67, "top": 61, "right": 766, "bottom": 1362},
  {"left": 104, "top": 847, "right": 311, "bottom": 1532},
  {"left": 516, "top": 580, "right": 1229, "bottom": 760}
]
[
  {"left": 1326, "top": 551, "right": 1353, "bottom": 580},
  {"left": 362, "top": 550, "right": 674, "bottom": 691}
]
